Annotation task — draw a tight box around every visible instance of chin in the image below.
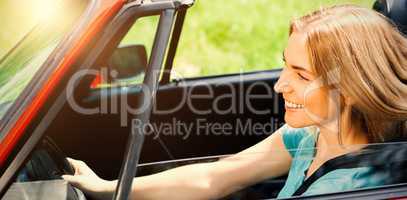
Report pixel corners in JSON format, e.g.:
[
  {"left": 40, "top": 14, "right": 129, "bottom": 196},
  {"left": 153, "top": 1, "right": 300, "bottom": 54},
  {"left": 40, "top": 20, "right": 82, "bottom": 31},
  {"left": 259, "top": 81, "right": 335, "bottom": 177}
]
[
  {"left": 285, "top": 117, "right": 306, "bottom": 128},
  {"left": 286, "top": 122, "right": 306, "bottom": 128},
  {"left": 284, "top": 114, "right": 314, "bottom": 128}
]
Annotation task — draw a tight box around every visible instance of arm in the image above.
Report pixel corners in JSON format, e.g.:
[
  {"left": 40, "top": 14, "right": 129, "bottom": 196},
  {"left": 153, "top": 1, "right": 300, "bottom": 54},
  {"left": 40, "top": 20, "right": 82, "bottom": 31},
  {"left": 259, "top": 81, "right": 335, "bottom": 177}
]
[
  {"left": 63, "top": 126, "right": 292, "bottom": 200},
  {"left": 208, "top": 126, "right": 292, "bottom": 198}
]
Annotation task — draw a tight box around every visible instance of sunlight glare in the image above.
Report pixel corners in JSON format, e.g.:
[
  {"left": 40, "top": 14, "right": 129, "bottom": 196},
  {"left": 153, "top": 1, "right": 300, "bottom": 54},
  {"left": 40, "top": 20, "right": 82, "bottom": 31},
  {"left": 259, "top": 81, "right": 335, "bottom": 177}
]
[{"left": 31, "top": 0, "right": 61, "bottom": 22}]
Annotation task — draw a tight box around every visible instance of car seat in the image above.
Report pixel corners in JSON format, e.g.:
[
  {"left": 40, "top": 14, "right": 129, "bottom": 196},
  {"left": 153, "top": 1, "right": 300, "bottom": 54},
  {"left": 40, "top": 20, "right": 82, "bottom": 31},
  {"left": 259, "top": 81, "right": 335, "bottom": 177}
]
[{"left": 373, "top": 0, "right": 407, "bottom": 36}]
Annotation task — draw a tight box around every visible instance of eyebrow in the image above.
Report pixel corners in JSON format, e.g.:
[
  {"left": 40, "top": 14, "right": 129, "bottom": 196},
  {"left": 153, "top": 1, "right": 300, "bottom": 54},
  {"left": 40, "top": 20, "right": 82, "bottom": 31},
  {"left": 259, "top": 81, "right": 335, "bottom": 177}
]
[{"left": 282, "top": 50, "right": 313, "bottom": 74}]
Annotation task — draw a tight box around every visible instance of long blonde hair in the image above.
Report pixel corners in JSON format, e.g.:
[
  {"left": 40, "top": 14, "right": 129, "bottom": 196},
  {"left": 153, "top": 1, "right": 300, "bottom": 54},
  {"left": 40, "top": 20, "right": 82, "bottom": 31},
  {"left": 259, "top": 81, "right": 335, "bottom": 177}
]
[{"left": 290, "top": 5, "right": 407, "bottom": 142}]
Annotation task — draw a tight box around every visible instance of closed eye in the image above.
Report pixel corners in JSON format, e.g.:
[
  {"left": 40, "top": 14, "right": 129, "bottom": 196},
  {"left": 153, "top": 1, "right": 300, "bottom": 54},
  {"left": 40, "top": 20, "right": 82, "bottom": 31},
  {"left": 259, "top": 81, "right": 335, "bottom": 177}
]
[{"left": 297, "top": 73, "right": 309, "bottom": 81}]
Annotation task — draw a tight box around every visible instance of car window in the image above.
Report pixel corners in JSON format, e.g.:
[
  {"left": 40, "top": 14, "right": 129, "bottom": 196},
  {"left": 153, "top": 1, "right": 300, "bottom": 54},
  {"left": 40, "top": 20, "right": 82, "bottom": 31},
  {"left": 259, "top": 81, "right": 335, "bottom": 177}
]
[
  {"left": 0, "top": 0, "right": 89, "bottom": 121},
  {"left": 8, "top": 139, "right": 405, "bottom": 200},
  {"left": 0, "top": 1, "right": 40, "bottom": 59},
  {"left": 169, "top": 0, "right": 375, "bottom": 79},
  {"left": 285, "top": 142, "right": 407, "bottom": 199},
  {"left": 135, "top": 141, "right": 407, "bottom": 199},
  {"left": 94, "top": 16, "right": 160, "bottom": 88}
]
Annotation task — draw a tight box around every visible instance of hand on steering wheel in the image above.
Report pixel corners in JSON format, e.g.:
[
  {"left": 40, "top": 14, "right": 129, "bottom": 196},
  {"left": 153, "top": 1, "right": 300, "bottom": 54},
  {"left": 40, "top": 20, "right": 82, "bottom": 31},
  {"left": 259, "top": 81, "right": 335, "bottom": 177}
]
[{"left": 63, "top": 158, "right": 115, "bottom": 200}]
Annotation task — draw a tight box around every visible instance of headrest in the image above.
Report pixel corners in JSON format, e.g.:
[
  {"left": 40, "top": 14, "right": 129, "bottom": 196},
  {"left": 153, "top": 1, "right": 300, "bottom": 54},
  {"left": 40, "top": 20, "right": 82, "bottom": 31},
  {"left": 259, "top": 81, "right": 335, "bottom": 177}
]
[{"left": 373, "top": 0, "right": 407, "bottom": 35}]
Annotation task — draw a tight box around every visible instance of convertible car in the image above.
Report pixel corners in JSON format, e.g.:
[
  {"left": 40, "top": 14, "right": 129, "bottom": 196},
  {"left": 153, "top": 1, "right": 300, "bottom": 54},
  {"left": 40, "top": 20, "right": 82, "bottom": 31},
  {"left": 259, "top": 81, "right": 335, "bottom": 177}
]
[{"left": 0, "top": 0, "right": 406, "bottom": 199}]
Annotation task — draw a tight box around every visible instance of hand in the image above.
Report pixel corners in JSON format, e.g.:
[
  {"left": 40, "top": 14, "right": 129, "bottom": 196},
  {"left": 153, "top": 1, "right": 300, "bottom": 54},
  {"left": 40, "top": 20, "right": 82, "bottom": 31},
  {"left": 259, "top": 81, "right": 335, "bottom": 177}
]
[{"left": 62, "top": 158, "right": 115, "bottom": 200}]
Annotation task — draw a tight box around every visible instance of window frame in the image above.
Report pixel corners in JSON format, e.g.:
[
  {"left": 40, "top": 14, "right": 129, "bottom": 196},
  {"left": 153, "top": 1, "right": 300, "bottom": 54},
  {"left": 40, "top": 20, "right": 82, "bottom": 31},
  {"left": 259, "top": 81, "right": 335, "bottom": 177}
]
[
  {"left": 286, "top": 183, "right": 407, "bottom": 200},
  {"left": 0, "top": 0, "right": 97, "bottom": 196}
]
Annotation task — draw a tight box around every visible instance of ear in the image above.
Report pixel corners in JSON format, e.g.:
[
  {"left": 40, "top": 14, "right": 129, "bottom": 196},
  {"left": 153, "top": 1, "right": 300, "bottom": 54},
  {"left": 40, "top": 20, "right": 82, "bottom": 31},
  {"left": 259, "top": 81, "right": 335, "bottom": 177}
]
[
  {"left": 339, "top": 93, "right": 354, "bottom": 109},
  {"left": 343, "top": 95, "right": 355, "bottom": 106}
]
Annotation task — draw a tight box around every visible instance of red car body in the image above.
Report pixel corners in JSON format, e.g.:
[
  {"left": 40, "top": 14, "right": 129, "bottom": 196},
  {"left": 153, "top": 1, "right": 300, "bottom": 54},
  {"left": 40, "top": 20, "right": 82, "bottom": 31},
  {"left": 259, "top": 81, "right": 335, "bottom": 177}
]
[{"left": 0, "top": 0, "right": 125, "bottom": 166}]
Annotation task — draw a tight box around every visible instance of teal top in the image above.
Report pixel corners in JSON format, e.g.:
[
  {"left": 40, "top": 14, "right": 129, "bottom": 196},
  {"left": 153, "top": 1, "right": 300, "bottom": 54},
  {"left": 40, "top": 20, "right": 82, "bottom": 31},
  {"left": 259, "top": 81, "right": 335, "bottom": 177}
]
[{"left": 277, "top": 124, "right": 385, "bottom": 199}]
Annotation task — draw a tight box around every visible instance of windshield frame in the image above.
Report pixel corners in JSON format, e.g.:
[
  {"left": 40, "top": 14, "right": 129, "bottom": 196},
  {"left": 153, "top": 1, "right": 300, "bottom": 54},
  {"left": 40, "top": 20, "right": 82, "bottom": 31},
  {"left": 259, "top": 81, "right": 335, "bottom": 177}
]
[{"left": 0, "top": 0, "right": 102, "bottom": 196}]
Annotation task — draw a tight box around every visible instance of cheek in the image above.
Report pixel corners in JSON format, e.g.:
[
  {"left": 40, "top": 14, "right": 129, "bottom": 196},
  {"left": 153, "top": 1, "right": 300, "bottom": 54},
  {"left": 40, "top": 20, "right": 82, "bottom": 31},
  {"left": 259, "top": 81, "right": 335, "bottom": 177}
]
[
  {"left": 283, "top": 80, "right": 341, "bottom": 127},
  {"left": 304, "top": 88, "right": 341, "bottom": 122},
  {"left": 283, "top": 83, "right": 311, "bottom": 127}
]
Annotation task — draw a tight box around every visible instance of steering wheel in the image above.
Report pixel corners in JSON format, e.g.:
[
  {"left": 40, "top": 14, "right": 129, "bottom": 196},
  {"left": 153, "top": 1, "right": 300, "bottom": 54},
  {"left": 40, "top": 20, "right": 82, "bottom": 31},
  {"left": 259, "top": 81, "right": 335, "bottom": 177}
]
[
  {"left": 13, "top": 137, "right": 87, "bottom": 200},
  {"left": 21, "top": 137, "right": 75, "bottom": 181}
]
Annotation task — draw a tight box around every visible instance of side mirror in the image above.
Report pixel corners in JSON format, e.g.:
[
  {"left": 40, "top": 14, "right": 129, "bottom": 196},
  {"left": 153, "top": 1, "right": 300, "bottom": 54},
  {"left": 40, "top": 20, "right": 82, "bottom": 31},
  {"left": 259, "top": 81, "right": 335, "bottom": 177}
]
[{"left": 108, "top": 44, "right": 148, "bottom": 80}]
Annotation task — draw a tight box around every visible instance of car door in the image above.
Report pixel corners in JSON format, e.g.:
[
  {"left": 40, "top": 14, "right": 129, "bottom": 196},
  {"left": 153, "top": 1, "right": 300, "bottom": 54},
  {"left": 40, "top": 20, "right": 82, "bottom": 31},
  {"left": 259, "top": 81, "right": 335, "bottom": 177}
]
[
  {"left": 44, "top": 0, "right": 285, "bottom": 183},
  {"left": 147, "top": 69, "right": 285, "bottom": 161}
]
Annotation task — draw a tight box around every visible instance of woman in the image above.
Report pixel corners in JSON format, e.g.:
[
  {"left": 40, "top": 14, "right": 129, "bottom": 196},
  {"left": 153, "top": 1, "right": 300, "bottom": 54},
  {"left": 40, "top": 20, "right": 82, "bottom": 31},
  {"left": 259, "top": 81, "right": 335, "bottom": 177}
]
[{"left": 63, "top": 5, "right": 407, "bottom": 199}]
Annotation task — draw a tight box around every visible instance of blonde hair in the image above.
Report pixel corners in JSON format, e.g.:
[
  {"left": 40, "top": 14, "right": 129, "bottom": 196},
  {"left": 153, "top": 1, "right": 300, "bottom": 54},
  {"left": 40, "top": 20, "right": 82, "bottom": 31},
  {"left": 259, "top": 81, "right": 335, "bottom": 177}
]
[{"left": 290, "top": 5, "right": 407, "bottom": 142}]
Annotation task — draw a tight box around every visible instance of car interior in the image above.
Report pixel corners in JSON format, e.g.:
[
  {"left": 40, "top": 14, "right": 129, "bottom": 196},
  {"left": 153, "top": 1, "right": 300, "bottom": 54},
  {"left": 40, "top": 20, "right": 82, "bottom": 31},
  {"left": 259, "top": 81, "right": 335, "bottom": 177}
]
[{"left": 3, "top": 0, "right": 407, "bottom": 200}]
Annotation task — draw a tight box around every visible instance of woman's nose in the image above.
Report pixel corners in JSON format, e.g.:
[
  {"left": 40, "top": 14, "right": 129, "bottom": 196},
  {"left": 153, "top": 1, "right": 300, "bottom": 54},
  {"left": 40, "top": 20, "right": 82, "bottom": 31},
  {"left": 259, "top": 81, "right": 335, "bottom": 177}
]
[{"left": 274, "top": 76, "right": 293, "bottom": 94}]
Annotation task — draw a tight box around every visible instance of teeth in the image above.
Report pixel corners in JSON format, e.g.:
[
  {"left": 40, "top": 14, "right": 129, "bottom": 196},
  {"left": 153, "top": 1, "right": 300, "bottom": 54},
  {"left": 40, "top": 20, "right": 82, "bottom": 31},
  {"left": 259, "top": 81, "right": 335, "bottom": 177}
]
[{"left": 285, "top": 100, "right": 304, "bottom": 109}]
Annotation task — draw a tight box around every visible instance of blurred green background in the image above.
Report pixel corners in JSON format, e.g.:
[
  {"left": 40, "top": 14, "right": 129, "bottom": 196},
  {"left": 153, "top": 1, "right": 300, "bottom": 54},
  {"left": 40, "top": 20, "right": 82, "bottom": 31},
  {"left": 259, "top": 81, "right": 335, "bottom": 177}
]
[
  {"left": 1, "top": 0, "right": 375, "bottom": 79},
  {"left": 0, "top": 1, "right": 38, "bottom": 58},
  {"left": 178, "top": 0, "right": 376, "bottom": 77},
  {"left": 124, "top": 0, "right": 375, "bottom": 78}
]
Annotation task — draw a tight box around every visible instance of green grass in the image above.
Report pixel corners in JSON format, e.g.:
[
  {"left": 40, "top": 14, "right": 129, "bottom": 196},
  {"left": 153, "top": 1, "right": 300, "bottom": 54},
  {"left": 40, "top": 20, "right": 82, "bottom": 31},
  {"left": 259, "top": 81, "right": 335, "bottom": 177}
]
[{"left": 169, "top": 0, "right": 375, "bottom": 77}]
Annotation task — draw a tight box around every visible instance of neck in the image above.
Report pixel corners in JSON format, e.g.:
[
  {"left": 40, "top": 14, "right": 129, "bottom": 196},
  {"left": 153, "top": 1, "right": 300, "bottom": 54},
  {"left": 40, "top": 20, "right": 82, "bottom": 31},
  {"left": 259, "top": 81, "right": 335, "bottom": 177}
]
[
  {"left": 317, "top": 124, "right": 368, "bottom": 146},
  {"left": 316, "top": 116, "right": 368, "bottom": 158}
]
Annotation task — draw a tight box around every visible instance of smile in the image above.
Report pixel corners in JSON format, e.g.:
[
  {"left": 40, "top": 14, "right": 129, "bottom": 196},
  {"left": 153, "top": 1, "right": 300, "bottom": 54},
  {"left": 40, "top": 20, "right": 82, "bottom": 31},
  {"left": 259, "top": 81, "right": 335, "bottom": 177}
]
[{"left": 285, "top": 100, "right": 304, "bottom": 110}]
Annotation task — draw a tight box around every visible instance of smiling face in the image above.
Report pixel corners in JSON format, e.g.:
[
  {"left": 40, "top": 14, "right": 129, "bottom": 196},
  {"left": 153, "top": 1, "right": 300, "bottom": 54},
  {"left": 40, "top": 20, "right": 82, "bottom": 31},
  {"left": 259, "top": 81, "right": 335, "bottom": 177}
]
[{"left": 274, "top": 32, "right": 341, "bottom": 129}]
